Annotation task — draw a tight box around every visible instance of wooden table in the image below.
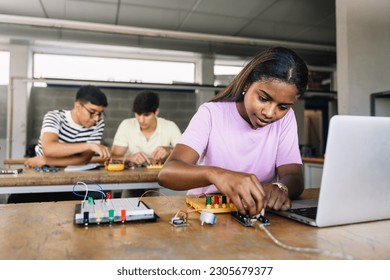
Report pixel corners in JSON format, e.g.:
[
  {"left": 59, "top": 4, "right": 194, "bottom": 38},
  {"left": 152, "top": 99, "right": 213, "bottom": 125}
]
[
  {"left": 0, "top": 167, "right": 160, "bottom": 194},
  {"left": 1, "top": 189, "right": 389, "bottom": 260}
]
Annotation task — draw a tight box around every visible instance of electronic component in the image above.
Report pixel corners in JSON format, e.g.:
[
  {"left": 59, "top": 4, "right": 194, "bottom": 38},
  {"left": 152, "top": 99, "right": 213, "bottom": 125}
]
[
  {"left": 231, "top": 211, "right": 270, "bottom": 227},
  {"left": 145, "top": 162, "right": 164, "bottom": 169},
  {"left": 74, "top": 197, "right": 157, "bottom": 225},
  {"left": 231, "top": 211, "right": 253, "bottom": 227},
  {"left": 105, "top": 160, "right": 125, "bottom": 171},
  {"left": 34, "top": 166, "right": 59, "bottom": 172},
  {"left": 0, "top": 168, "right": 23, "bottom": 175},
  {"left": 170, "top": 216, "right": 189, "bottom": 227},
  {"left": 200, "top": 211, "right": 216, "bottom": 225},
  {"left": 186, "top": 195, "right": 237, "bottom": 214},
  {"left": 170, "top": 209, "right": 189, "bottom": 227},
  {"left": 121, "top": 209, "right": 126, "bottom": 222},
  {"left": 128, "top": 161, "right": 164, "bottom": 169},
  {"left": 255, "top": 214, "right": 270, "bottom": 226}
]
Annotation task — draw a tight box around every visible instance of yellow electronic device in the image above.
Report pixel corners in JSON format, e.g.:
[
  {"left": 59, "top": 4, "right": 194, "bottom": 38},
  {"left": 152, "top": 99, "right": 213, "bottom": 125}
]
[
  {"left": 146, "top": 162, "right": 164, "bottom": 169},
  {"left": 105, "top": 161, "right": 125, "bottom": 171},
  {"left": 186, "top": 195, "right": 237, "bottom": 214}
]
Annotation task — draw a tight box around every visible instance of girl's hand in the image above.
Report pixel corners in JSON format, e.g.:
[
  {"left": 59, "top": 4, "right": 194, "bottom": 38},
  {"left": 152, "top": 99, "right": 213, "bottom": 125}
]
[
  {"left": 211, "top": 169, "right": 266, "bottom": 217},
  {"left": 263, "top": 183, "right": 291, "bottom": 211}
]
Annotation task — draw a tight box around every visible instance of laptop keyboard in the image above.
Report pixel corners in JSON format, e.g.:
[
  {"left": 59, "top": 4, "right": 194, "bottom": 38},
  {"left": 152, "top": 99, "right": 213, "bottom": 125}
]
[{"left": 288, "top": 207, "right": 318, "bottom": 219}]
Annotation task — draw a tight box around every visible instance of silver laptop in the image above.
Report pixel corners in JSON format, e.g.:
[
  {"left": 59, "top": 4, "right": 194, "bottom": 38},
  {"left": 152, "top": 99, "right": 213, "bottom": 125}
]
[{"left": 270, "top": 115, "right": 390, "bottom": 227}]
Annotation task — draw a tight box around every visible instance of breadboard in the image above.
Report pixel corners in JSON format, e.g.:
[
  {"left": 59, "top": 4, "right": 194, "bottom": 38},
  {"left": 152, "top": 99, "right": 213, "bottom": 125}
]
[
  {"left": 146, "top": 163, "right": 164, "bottom": 169},
  {"left": 186, "top": 195, "right": 237, "bottom": 214},
  {"left": 74, "top": 197, "right": 156, "bottom": 225}
]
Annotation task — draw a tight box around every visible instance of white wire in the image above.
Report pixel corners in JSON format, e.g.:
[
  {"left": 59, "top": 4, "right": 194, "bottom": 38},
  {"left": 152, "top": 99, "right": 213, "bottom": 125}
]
[
  {"left": 73, "top": 181, "right": 106, "bottom": 201},
  {"left": 254, "top": 222, "right": 354, "bottom": 260},
  {"left": 76, "top": 181, "right": 89, "bottom": 201}
]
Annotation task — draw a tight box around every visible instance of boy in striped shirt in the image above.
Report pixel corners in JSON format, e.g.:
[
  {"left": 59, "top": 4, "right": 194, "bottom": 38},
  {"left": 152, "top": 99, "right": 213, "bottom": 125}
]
[{"left": 25, "top": 85, "right": 110, "bottom": 168}]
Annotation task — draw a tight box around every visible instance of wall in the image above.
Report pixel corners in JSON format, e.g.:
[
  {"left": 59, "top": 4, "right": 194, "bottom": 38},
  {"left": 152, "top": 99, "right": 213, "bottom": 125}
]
[
  {"left": 336, "top": 0, "right": 390, "bottom": 115},
  {"left": 8, "top": 45, "right": 31, "bottom": 158},
  {"left": 0, "top": 86, "right": 7, "bottom": 165},
  {"left": 0, "top": 86, "right": 6, "bottom": 138},
  {"left": 27, "top": 86, "right": 197, "bottom": 151}
]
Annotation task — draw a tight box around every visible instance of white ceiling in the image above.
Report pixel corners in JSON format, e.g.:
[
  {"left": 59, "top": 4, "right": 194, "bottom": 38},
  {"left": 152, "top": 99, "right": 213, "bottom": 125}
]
[{"left": 0, "top": 0, "right": 336, "bottom": 66}]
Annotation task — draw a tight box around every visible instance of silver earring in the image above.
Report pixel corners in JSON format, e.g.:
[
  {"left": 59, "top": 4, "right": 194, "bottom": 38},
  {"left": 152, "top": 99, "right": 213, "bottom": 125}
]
[{"left": 242, "top": 91, "right": 246, "bottom": 95}]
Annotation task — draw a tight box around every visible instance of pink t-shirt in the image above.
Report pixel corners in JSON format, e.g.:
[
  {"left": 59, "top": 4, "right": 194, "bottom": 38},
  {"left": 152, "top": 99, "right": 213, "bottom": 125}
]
[{"left": 179, "top": 102, "right": 302, "bottom": 195}]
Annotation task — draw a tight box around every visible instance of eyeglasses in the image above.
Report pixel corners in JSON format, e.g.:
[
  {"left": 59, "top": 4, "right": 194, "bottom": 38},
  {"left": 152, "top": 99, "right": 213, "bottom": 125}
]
[{"left": 80, "top": 103, "right": 105, "bottom": 120}]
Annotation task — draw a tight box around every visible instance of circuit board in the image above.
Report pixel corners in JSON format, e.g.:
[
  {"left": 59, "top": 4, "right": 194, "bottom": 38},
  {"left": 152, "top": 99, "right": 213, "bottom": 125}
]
[
  {"left": 145, "top": 163, "right": 164, "bottom": 169},
  {"left": 74, "top": 197, "right": 157, "bottom": 225},
  {"left": 186, "top": 195, "right": 237, "bottom": 213},
  {"left": 231, "top": 211, "right": 270, "bottom": 227}
]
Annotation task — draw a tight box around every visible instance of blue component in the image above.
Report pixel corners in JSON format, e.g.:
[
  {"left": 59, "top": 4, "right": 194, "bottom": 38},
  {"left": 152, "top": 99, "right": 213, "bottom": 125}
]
[
  {"left": 231, "top": 212, "right": 252, "bottom": 227},
  {"left": 257, "top": 215, "right": 270, "bottom": 226},
  {"left": 34, "top": 165, "right": 59, "bottom": 172},
  {"left": 231, "top": 212, "right": 271, "bottom": 227}
]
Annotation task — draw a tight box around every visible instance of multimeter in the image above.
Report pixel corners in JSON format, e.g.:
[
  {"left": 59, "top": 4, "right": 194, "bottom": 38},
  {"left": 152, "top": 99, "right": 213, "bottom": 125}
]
[{"left": 105, "top": 160, "right": 125, "bottom": 171}]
